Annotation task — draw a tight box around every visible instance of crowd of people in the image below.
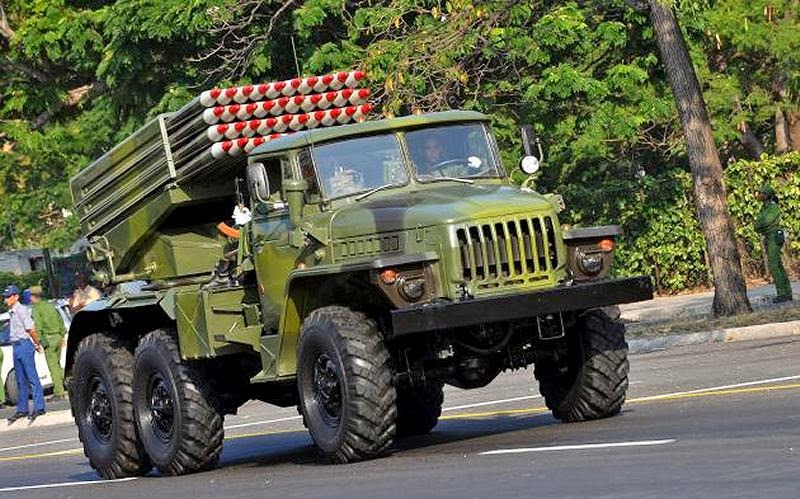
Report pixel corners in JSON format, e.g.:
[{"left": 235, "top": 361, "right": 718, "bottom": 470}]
[{"left": 2, "top": 277, "right": 100, "bottom": 425}]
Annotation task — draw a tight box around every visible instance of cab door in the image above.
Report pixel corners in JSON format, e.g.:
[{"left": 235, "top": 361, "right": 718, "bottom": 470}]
[{"left": 249, "top": 154, "right": 299, "bottom": 331}]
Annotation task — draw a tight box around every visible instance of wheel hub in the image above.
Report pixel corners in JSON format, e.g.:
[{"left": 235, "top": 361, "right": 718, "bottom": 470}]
[
  {"left": 87, "top": 375, "right": 113, "bottom": 443},
  {"left": 313, "top": 354, "right": 342, "bottom": 423},
  {"left": 149, "top": 374, "right": 175, "bottom": 441}
]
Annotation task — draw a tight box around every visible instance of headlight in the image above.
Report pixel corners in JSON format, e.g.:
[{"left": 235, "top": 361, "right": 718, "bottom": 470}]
[
  {"left": 577, "top": 250, "right": 603, "bottom": 275},
  {"left": 398, "top": 276, "right": 426, "bottom": 302}
]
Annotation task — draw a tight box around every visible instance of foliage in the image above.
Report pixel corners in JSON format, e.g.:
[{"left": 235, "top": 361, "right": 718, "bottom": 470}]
[
  {"left": 0, "top": 0, "right": 798, "bottom": 293},
  {"left": 0, "top": 270, "right": 48, "bottom": 312}
]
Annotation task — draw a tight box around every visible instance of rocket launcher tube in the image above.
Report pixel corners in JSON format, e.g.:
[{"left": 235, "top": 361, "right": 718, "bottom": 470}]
[
  {"left": 198, "top": 71, "right": 367, "bottom": 107},
  {"left": 210, "top": 134, "right": 290, "bottom": 158},
  {"left": 200, "top": 89, "right": 371, "bottom": 124},
  {"left": 204, "top": 105, "right": 373, "bottom": 142}
]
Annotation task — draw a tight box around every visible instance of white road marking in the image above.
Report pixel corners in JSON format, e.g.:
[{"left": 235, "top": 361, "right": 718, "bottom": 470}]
[
  {"left": 0, "top": 438, "right": 77, "bottom": 454},
  {"left": 479, "top": 439, "right": 676, "bottom": 456},
  {"left": 441, "top": 395, "right": 541, "bottom": 412},
  {"left": 0, "top": 477, "right": 138, "bottom": 492},
  {"left": 224, "top": 415, "right": 302, "bottom": 430},
  {"left": 633, "top": 375, "right": 800, "bottom": 402}
]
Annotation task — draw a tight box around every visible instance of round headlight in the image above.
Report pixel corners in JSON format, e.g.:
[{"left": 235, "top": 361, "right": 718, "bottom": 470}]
[
  {"left": 520, "top": 155, "right": 540, "bottom": 175},
  {"left": 398, "top": 277, "right": 426, "bottom": 302},
  {"left": 577, "top": 251, "right": 603, "bottom": 275}
]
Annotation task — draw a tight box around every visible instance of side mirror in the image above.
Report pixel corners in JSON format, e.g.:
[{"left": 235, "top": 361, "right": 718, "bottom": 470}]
[
  {"left": 519, "top": 124, "right": 545, "bottom": 167},
  {"left": 246, "top": 162, "right": 270, "bottom": 203}
]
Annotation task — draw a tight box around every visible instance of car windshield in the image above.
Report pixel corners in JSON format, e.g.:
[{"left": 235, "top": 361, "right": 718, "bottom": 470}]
[
  {"left": 406, "top": 123, "right": 501, "bottom": 181},
  {"left": 312, "top": 133, "right": 409, "bottom": 199}
]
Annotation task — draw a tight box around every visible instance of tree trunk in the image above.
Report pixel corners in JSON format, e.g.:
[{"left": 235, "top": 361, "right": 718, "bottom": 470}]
[
  {"left": 775, "top": 108, "right": 790, "bottom": 154},
  {"left": 647, "top": 1, "right": 751, "bottom": 316},
  {"left": 787, "top": 111, "right": 800, "bottom": 152}
]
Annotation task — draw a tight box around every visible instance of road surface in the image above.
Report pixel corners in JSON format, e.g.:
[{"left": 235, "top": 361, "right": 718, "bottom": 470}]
[{"left": 1, "top": 336, "right": 798, "bottom": 498}]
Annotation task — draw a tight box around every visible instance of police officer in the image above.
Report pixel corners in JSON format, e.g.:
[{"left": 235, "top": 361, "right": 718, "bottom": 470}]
[
  {"left": 3, "top": 285, "right": 46, "bottom": 424},
  {"left": 28, "top": 286, "right": 67, "bottom": 399},
  {"left": 755, "top": 185, "right": 793, "bottom": 303}
]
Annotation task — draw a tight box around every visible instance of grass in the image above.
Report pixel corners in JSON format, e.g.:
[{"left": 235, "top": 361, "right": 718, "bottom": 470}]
[{"left": 626, "top": 302, "right": 800, "bottom": 339}]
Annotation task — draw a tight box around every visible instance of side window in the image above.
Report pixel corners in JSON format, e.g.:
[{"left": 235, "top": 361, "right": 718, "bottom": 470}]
[
  {"left": 298, "top": 148, "right": 321, "bottom": 200},
  {"left": 260, "top": 157, "right": 283, "bottom": 201}
]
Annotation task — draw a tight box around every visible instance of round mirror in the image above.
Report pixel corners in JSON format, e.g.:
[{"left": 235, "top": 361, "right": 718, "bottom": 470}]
[{"left": 520, "top": 155, "right": 540, "bottom": 175}]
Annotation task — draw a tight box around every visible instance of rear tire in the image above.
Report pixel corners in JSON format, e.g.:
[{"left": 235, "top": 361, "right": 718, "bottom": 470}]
[
  {"left": 535, "top": 309, "right": 629, "bottom": 422},
  {"left": 69, "top": 333, "right": 151, "bottom": 479},
  {"left": 396, "top": 381, "right": 444, "bottom": 436},
  {"left": 5, "top": 369, "right": 18, "bottom": 406},
  {"left": 297, "top": 306, "right": 397, "bottom": 463},
  {"left": 133, "top": 329, "right": 223, "bottom": 476}
]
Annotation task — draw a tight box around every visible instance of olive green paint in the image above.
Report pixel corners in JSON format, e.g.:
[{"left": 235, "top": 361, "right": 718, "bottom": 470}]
[{"left": 67, "top": 111, "right": 585, "bottom": 386}]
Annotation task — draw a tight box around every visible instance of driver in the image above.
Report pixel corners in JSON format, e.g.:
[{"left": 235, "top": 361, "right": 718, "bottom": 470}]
[{"left": 417, "top": 136, "right": 448, "bottom": 176}]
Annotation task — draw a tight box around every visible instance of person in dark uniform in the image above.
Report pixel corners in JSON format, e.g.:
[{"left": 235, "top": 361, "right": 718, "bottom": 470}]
[{"left": 755, "top": 185, "right": 792, "bottom": 303}]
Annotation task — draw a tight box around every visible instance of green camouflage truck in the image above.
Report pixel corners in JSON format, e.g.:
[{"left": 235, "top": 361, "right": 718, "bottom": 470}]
[{"left": 66, "top": 109, "right": 652, "bottom": 478}]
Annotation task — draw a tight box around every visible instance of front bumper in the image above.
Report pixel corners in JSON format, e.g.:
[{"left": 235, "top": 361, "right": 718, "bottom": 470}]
[{"left": 390, "top": 276, "right": 653, "bottom": 337}]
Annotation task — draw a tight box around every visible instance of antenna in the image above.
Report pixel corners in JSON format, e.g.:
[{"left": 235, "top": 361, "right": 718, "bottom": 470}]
[{"left": 290, "top": 35, "right": 301, "bottom": 77}]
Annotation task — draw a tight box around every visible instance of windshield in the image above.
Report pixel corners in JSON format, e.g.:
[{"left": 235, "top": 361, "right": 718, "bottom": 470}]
[
  {"left": 312, "top": 133, "right": 409, "bottom": 199},
  {"left": 406, "top": 123, "right": 501, "bottom": 181}
]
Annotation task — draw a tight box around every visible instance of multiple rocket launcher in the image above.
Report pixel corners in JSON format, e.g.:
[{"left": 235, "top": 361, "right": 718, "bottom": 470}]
[{"left": 70, "top": 70, "right": 373, "bottom": 239}]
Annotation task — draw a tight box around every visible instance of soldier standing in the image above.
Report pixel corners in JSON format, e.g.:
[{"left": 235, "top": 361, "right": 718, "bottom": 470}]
[
  {"left": 755, "top": 185, "right": 793, "bottom": 303},
  {"left": 29, "top": 286, "right": 67, "bottom": 398},
  {"left": 3, "top": 285, "right": 46, "bottom": 423}
]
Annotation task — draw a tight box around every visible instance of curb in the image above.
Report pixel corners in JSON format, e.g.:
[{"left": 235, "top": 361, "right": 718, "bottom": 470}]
[
  {"left": 0, "top": 409, "right": 73, "bottom": 433},
  {"left": 621, "top": 294, "right": 777, "bottom": 323},
  {"left": 628, "top": 319, "right": 800, "bottom": 354},
  {"left": 2, "top": 320, "right": 798, "bottom": 434}
]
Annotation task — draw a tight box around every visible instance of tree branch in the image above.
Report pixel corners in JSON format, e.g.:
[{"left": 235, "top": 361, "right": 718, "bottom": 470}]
[{"left": 32, "top": 80, "right": 107, "bottom": 129}]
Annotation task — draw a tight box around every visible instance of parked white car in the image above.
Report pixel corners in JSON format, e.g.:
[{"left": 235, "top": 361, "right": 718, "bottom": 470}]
[{"left": 1, "top": 300, "right": 71, "bottom": 405}]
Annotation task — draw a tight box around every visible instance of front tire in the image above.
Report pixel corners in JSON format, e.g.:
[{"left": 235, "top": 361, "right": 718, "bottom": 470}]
[
  {"left": 535, "top": 309, "right": 629, "bottom": 422},
  {"left": 69, "top": 333, "right": 150, "bottom": 479},
  {"left": 297, "top": 306, "right": 397, "bottom": 463},
  {"left": 396, "top": 382, "right": 444, "bottom": 436},
  {"left": 133, "top": 329, "right": 223, "bottom": 476}
]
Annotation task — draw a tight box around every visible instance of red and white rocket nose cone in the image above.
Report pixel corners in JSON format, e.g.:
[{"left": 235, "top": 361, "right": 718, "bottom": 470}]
[
  {"left": 283, "top": 96, "right": 301, "bottom": 114},
  {"left": 350, "top": 88, "right": 371, "bottom": 105},
  {"left": 203, "top": 107, "right": 221, "bottom": 124},
  {"left": 345, "top": 70, "right": 366, "bottom": 88},
  {"left": 298, "top": 76, "right": 318, "bottom": 94},
  {"left": 200, "top": 88, "right": 222, "bottom": 107},
  {"left": 352, "top": 104, "right": 372, "bottom": 122},
  {"left": 315, "top": 74, "right": 334, "bottom": 93},
  {"left": 287, "top": 113, "right": 310, "bottom": 131},
  {"left": 237, "top": 103, "right": 258, "bottom": 121},
  {"left": 207, "top": 124, "right": 228, "bottom": 141}
]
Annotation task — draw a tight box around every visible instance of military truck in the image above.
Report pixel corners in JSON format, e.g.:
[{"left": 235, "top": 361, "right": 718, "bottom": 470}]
[{"left": 66, "top": 109, "right": 652, "bottom": 478}]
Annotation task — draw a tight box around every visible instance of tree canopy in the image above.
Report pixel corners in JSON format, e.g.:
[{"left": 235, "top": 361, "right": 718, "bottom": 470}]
[{"left": 1, "top": 0, "right": 798, "bottom": 292}]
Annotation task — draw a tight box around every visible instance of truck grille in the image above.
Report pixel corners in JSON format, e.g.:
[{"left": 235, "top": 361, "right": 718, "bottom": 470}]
[{"left": 456, "top": 216, "right": 559, "bottom": 288}]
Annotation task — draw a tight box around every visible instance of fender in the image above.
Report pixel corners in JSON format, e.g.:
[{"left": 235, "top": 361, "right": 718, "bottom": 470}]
[
  {"left": 272, "top": 251, "right": 439, "bottom": 377},
  {"left": 64, "top": 289, "right": 173, "bottom": 378}
]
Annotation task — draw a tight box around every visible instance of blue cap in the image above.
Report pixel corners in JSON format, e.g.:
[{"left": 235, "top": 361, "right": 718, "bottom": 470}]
[{"left": 2, "top": 284, "right": 20, "bottom": 297}]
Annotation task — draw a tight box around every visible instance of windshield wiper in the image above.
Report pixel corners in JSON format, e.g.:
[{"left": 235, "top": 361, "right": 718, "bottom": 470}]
[
  {"left": 421, "top": 176, "right": 475, "bottom": 184},
  {"left": 355, "top": 183, "right": 395, "bottom": 201}
]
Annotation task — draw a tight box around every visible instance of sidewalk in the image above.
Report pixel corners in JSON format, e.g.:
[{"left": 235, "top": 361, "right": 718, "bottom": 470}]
[{"left": 620, "top": 281, "right": 799, "bottom": 323}]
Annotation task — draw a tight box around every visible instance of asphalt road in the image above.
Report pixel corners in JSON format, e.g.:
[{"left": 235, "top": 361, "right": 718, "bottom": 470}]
[{"left": 1, "top": 336, "right": 798, "bottom": 498}]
